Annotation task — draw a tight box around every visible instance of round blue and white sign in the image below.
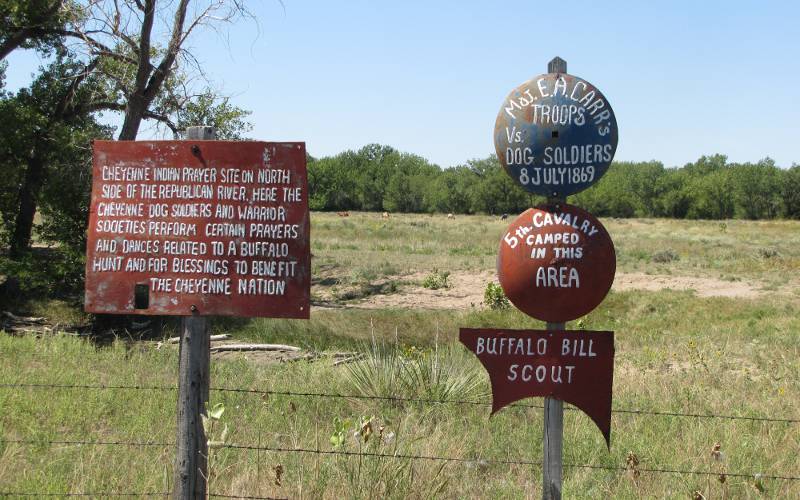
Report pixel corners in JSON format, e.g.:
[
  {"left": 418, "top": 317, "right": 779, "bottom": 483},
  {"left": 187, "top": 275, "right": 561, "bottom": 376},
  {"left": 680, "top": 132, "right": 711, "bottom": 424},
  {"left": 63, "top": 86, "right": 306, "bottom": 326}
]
[{"left": 494, "top": 73, "right": 618, "bottom": 198}]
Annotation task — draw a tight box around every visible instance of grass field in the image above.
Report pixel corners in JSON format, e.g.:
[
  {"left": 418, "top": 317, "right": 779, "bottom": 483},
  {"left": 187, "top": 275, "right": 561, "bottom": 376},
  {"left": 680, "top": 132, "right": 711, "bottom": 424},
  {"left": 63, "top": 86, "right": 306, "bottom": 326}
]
[{"left": 1, "top": 212, "right": 799, "bottom": 498}]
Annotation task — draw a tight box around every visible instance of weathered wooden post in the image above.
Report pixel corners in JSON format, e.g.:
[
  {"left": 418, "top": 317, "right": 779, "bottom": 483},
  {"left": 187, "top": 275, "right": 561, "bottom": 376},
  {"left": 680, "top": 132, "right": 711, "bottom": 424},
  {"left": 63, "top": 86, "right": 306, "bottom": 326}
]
[
  {"left": 542, "top": 58, "right": 567, "bottom": 499},
  {"left": 172, "top": 125, "right": 215, "bottom": 499},
  {"left": 174, "top": 311, "right": 210, "bottom": 498},
  {"left": 460, "top": 56, "right": 618, "bottom": 500}
]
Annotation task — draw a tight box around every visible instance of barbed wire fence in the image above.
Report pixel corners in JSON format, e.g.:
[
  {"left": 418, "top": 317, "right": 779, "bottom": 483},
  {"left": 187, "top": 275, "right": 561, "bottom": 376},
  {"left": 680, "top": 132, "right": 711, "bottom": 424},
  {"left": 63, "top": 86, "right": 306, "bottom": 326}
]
[
  {"left": 1, "top": 381, "right": 798, "bottom": 498},
  {"left": 2, "top": 382, "right": 798, "bottom": 424}
]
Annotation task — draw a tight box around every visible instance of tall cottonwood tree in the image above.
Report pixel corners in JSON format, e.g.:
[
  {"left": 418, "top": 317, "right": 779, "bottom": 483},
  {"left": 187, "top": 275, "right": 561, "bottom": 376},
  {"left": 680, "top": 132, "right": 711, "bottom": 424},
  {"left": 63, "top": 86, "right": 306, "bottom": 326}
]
[
  {"left": 5, "top": 0, "right": 255, "bottom": 256},
  {"left": 66, "top": 0, "right": 254, "bottom": 140}
]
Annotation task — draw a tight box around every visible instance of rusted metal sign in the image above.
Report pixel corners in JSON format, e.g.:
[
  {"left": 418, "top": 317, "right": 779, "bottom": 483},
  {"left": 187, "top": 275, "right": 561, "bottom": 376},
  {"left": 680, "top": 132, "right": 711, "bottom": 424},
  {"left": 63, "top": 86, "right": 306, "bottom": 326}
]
[
  {"left": 494, "top": 72, "right": 618, "bottom": 198},
  {"left": 85, "top": 140, "right": 310, "bottom": 318},
  {"left": 460, "top": 327, "right": 614, "bottom": 446},
  {"left": 497, "top": 203, "right": 615, "bottom": 322}
]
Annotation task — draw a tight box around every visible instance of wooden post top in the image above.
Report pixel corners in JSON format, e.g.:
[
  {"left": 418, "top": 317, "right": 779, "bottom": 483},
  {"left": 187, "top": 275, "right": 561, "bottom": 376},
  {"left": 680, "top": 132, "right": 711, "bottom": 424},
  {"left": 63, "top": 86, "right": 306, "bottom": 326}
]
[{"left": 548, "top": 57, "right": 567, "bottom": 74}]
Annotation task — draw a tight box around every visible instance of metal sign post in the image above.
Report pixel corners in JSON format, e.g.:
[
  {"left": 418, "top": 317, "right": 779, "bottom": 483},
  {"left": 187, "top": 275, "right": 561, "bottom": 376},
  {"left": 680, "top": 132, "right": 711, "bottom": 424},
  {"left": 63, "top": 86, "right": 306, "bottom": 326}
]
[{"left": 471, "top": 57, "right": 620, "bottom": 500}]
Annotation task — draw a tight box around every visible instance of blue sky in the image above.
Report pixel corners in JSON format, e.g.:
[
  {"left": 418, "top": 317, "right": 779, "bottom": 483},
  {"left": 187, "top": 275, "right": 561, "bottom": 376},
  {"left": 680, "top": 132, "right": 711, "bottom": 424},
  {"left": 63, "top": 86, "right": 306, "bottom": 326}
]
[{"left": 5, "top": 0, "right": 799, "bottom": 168}]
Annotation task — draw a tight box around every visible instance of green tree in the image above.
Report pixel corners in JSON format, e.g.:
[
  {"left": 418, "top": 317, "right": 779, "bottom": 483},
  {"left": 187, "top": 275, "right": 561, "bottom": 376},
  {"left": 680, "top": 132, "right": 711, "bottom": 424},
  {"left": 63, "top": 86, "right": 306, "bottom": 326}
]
[
  {"left": 781, "top": 165, "right": 800, "bottom": 219},
  {"left": 653, "top": 168, "right": 690, "bottom": 218},
  {"left": 0, "top": 0, "right": 71, "bottom": 60},
  {"left": 428, "top": 166, "right": 475, "bottom": 214},
  {"left": 3, "top": 56, "right": 108, "bottom": 256},
  {"left": 4, "top": 0, "right": 257, "bottom": 257},
  {"left": 730, "top": 159, "right": 783, "bottom": 219},
  {"left": 466, "top": 157, "right": 529, "bottom": 215},
  {"left": 573, "top": 163, "right": 638, "bottom": 217},
  {"left": 684, "top": 168, "right": 735, "bottom": 219},
  {"left": 171, "top": 89, "right": 253, "bottom": 140}
]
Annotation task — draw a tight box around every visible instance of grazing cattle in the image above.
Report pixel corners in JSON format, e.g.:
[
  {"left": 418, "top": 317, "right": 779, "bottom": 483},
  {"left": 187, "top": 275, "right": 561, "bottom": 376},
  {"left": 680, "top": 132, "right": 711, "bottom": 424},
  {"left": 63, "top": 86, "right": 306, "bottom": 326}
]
[
  {"left": 447, "top": 213, "right": 455, "bottom": 219},
  {"left": 500, "top": 213, "right": 508, "bottom": 220},
  {"left": 382, "top": 212, "right": 390, "bottom": 219},
  {"left": 336, "top": 211, "right": 350, "bottom": 217}
]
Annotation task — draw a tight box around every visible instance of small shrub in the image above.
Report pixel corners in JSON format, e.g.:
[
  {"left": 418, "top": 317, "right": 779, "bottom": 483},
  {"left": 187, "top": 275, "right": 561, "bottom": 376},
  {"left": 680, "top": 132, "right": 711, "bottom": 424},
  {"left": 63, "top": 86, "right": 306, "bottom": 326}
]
[
  {"left": 484, "top": 282, "right": 509, "bottom": 309},
  {"left": 757, "top": 247, "right": 779, "bottom": 259},
  {"left": 421, "top": 268, "right": 450, "bottom": 290},
  {"left": 350, "top": 267, "right": 378, "bottom": 284},
  {"left": 651, "top": 249, "right": 679, "bottom": 263}
]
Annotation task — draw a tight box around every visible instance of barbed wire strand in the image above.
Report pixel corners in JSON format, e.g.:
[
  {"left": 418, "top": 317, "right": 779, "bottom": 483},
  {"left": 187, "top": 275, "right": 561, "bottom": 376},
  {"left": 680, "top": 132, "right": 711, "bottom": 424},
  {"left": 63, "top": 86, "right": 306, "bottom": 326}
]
[
  {"left": 1, "top": 438, "right": 798, "bottom": 482},
  {"left": 0, "top": 493, "right": 168, "bottom": 497},
  {"left": 0, "top": 494, "right": 280, "bottom": 499},
  {"left": 1, "top": 382, "right": 797, "bottom": 424},
  {"left": 218, "top": 443, "right": 800, "bottom": 481},
  {"left": 209, "top": 495, "right": 286, "bottom": 499}
]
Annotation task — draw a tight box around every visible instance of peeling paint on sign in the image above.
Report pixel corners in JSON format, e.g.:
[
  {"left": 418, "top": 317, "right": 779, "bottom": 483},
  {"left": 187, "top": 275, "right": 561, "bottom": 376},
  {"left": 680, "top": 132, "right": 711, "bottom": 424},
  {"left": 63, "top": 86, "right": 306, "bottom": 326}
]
[
  {"left": 497, "top": 203, "right": 615, "bottom": 322},
  {"left": 460, "top": 327, "right": 614, "bottom": 446},
  {"left": 85, "top": 141, "right": 310, "bottom": 318},
  {"left": 494, "top": 73, "right": 618, "bottom": 198}
]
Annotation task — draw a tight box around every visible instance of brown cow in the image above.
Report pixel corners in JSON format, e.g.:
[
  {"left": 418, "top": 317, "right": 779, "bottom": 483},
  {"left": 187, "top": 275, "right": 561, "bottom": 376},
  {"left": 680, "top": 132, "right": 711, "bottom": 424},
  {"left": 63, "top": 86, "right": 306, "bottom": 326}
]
[{"left": 336, "top": 211, "right": 350, "bottom": 217}]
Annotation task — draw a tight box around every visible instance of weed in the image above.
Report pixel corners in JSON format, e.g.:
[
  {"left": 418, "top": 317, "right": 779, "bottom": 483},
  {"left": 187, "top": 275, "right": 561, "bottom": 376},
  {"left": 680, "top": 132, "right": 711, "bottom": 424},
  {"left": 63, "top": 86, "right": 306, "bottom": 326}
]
[
  {"left": 421, "top": 269, "right": 450, "bottom": 290},
  {"left": 202, "top": 401, "right": 230, "bottom": 492},
  {"left": 651, "top": 249, "right": 680, "bottom": 263},
  {"left": 484, "top": 282, "right": 509, "bottom": 310},
  {"left": 757, "top": 247, "right": 779, "bottom": 259}
]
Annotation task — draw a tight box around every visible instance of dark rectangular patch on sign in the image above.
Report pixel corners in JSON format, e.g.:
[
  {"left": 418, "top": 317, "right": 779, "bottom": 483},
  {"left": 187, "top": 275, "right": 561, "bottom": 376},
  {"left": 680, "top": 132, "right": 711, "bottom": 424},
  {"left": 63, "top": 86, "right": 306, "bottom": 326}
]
[
  {"left": 460, "top": 327, "right": 614, "bottom": 446},
  {"left": 85, "top": 141, "right": 310, "bottom": 318}
]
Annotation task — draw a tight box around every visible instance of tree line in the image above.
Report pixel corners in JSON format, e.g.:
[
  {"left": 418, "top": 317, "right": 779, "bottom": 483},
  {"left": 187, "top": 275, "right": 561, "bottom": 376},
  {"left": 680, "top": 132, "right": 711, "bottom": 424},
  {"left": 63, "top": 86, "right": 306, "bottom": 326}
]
[{"left": 309, "top": 145, "right": 800, "bottom": 220}]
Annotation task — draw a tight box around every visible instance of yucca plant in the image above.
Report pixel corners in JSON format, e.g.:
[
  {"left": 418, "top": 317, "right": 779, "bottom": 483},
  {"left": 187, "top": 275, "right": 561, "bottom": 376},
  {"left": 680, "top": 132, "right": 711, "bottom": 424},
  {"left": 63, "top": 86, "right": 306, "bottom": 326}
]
[
  {"left": 402, "top": 344, "right": 485, "bottom": 402},
  {"left": 344, "top": 325, "right": 486, "bottom": 404},
  {"left": 344, "top": 334, "right": 405, "bottom": 402}
]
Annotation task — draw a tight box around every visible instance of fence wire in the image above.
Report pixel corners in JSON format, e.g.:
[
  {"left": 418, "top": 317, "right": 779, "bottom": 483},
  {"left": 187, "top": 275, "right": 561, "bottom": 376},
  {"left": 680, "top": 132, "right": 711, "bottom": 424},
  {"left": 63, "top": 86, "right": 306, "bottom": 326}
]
[
  {"left": 0, "top": 492, "right": 169, "bottom": 497},
  {"left": 0, "top": 494, "right": 283, "bottom": 499},
  {"left": 3, "top": 381, "right": 798, "bottom": 497},
  {"left": 1, "top": 382, "right": 797, "bottom": 424},
  {"left": 1, "top": 438, "right": 798, "bottom": 482}
]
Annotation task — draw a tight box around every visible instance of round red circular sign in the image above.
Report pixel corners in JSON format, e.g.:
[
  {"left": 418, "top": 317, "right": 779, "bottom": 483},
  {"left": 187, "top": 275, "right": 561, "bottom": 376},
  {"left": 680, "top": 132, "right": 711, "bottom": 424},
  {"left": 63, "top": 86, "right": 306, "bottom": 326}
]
[{"left": 497, "top": 204, "right": 616, "bottom": 322}]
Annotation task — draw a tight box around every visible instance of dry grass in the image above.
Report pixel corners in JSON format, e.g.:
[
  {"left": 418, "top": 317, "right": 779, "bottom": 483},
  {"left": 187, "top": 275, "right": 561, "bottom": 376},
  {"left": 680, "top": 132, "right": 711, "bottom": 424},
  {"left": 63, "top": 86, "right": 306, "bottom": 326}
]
[{"left": 1, "top": 213, "right": 799, "bottom": 498}]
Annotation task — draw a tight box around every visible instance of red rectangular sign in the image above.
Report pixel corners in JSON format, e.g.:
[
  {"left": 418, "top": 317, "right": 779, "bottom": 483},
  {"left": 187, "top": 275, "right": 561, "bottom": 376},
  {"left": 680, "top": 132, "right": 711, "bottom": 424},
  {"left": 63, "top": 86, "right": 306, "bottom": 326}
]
[
  {"left": 85, "top": 140, "right": 310, "bottom": 318},
  {"left": 460, "top": 328, "right": 614, "bottom": 446}
]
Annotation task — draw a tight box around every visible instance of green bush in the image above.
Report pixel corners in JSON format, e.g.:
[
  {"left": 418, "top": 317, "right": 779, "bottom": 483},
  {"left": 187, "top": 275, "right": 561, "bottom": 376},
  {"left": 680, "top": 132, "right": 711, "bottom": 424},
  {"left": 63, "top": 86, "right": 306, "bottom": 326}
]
[
  {"left": 483, "top": 282, "right": 509, "bottom": 310},
  {"left": 421, "top": 268, "right": 450, "bottom": 290}
]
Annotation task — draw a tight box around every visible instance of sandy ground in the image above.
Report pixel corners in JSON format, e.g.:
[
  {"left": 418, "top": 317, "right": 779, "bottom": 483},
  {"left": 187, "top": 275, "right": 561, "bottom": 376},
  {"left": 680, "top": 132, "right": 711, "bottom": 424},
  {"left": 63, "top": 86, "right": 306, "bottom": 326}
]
[{"left": 338, "top": 270, "right": 781, "bottom": 311}]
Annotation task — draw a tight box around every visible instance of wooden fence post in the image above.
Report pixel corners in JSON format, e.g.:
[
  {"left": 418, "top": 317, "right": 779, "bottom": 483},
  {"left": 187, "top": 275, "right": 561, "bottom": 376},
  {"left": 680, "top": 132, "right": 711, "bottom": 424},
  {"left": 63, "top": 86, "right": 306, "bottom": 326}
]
[
  {"left": 173, "top": 126, "right": 215, "bottom": 500},
  {"left": 542, "top": 57, "right": 568, "bottom": 500}
]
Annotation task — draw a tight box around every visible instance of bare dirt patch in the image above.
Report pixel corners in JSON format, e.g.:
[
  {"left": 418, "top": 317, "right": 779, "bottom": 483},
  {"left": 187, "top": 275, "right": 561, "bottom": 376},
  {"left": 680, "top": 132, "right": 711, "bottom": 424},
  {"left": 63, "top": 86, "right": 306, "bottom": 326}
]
[
  {"left": 353, "top": 270, "right": 494, "bottom": 310},
  {"left": 613, "top": 273, "right": 763, "bottom": 299},
  {"left": 334, "top": 270, "right": 776, "bottom": 311}
]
